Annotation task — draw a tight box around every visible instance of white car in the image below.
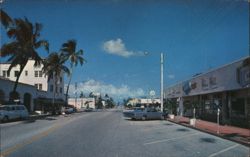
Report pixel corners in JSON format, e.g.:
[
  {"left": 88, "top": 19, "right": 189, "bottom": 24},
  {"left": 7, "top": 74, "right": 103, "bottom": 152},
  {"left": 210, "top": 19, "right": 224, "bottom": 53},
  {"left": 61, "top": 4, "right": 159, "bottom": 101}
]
[
  {"left": 0, "top": 105, "right": 29, "bottom": 122},
  {"left": 64, "top": 107, "right": 74, "bottom": 114}
]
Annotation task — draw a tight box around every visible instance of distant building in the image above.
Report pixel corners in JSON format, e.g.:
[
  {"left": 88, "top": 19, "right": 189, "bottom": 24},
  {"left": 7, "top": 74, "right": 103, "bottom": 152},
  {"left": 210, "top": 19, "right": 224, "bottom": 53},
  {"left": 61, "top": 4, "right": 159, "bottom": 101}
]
[
  {"left": 164, "top": 57, "right": 250, "bottom": 127},
  {"left": 127, "top": 98, "right": 161, "bottom": 107},
  {"left": 68, "top": 97, "right": 95, "bottom": 109}
]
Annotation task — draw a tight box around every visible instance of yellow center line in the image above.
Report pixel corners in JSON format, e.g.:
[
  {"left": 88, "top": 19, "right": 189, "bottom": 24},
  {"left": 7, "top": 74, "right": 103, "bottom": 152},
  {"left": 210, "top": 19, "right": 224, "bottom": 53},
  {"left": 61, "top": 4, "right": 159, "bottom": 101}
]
[
  {"left": 0, "top": 114, "right": 88, "bottom": 157},
  {"left": 1, "top": 123, "right": 60, "bottom": 157}
]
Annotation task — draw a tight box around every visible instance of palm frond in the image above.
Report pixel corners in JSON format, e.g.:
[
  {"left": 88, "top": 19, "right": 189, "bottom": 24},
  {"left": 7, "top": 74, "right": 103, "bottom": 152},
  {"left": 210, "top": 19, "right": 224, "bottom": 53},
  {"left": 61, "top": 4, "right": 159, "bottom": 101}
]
[{"left": 0, "top": 9, "right": 13, "bottom": 29}]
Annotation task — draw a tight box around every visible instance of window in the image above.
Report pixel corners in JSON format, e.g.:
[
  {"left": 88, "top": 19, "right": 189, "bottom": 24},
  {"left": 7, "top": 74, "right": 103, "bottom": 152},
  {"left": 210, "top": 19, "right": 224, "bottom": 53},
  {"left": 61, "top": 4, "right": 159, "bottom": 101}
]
[
  {"left": 25, "top": 70, "right": 28, "bottom": 76},
  {"left": 60, "top": 77, "right": 62, "bottom": 83},
  {"left": 60, "top": 87, "right": 62, "bottom": 94},
  {"left": 56, "top": 87, "right": 58, "bottom": 93},
  {"left": 39, "top": 71, "right": 43, "bottom": 77},
  {"left": 35, "top": 84, "right": 38, "bottom": 89},
  {"left": 232, "top": 98, "right": 245, "bottom": 115},
  {"left": 39, "top": 84, "right": 42, "bottom": 90},
  {"left": 34, "top": 71, "right": 38, "bottom": 77},
  {"left": 2, "top": 71, "right": 6, "bottom": 77},
  {"left": 14, "top": 71, "right": 19, "bottom": 77},
  {"left": 50, "top": 85, "right": 53, "bottom": 92}
]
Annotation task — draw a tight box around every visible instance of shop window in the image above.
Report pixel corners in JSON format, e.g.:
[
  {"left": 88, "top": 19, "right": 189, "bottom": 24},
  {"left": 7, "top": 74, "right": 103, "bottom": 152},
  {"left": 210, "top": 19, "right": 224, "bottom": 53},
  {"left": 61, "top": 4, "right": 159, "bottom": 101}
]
[
  {"left": 50, "top": 85, "right": 53, "bottom": 92},
  {"left": 232, "top": 98, "right": 245, "bottom": 115}
]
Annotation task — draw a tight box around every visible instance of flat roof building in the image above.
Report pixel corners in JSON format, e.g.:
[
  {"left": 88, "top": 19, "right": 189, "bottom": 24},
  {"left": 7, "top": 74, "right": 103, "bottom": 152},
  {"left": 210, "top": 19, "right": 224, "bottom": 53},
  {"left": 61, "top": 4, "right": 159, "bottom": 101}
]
[{"left": 164, "top": 57, "right": 250, "bottom": 128}]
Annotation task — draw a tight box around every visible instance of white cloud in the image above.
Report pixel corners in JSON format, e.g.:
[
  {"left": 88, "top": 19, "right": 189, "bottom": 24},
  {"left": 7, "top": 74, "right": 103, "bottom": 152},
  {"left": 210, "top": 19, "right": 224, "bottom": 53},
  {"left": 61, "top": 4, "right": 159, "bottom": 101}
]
[
  {"left": 168, "top": 74, "right": 175, "bottom": 79},
  {"left": 102, "top": 38, "right": 148, "bottom": 58},
  {"left": 66, "top": 79, "right": 145, "bottom": 101}
]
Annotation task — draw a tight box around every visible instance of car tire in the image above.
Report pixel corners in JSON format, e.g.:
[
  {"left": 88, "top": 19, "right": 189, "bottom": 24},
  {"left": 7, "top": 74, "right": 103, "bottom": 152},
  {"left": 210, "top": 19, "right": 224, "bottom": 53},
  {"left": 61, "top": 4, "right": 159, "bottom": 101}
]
[{"left": 142, "top": 116, "right": 146, "bottom": 121}]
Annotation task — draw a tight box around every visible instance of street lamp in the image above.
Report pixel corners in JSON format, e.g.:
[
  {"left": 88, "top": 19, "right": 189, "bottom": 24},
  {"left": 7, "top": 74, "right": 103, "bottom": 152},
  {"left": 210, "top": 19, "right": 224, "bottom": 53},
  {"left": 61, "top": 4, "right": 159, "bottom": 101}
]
[
  {"left": 160, "top": 53, "right": 164, "bottom": 112},
  {"left": 75, "top": 82, "right": 77, "bottom": 108}
]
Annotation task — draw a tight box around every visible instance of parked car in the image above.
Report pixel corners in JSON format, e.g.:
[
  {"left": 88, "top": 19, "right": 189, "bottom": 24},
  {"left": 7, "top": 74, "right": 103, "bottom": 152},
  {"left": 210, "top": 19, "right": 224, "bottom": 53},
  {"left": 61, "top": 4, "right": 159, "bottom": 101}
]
[
  {"left": 64, "top": 107, "right": 74, "bottom": 114},
  {"left": 0, "top": 105, "right": 29, "bottom": 122},
  {"left": 85, "top": 108, "right": 94, "bottom": 112},
  {"left": 123, "top": 107, "right": 168, "bottom": 120}
]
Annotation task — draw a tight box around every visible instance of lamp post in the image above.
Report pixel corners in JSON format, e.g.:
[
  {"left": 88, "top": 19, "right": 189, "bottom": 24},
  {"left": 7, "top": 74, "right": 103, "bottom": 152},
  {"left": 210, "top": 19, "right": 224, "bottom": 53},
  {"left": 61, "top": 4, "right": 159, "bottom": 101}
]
[
  {"left": 160, "top": 53, "right": 164, "bottom": 112},
  {"left": 75, "top": 82, "right": 77, "bottom": 108}
]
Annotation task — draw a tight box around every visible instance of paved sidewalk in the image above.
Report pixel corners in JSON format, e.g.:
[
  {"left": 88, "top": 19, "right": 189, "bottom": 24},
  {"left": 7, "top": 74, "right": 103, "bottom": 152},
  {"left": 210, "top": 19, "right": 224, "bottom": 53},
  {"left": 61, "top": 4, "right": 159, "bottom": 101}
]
[{"left": 168, "top": 116, "right": 250, "bottom": 147}]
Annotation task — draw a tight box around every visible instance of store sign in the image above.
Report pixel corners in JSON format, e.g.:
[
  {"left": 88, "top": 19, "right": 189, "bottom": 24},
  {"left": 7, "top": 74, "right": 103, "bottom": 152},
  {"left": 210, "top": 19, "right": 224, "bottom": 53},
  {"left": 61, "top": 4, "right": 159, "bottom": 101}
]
[
  {"left": 209, "top": 76, "right": 217, "bottom": 88},
  {"left": 202, "top": 78, "right": 209, "bottom": 89},
  {"left": 190, "top": 82, "right": 197, "bottom": 89},
  {"left": 182, "top": 81, "right": 191, "bottom": 95},
  {"left": 237, "top": 59, "right": 250, "bottom": 87}
]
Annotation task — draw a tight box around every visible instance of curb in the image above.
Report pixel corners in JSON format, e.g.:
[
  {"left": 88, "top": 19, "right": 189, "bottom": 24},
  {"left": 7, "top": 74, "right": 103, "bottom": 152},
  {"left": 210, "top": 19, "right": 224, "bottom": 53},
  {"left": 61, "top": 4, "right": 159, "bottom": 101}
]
[{"left": 167, "top": 119, "right": 250, "bottom": 147}]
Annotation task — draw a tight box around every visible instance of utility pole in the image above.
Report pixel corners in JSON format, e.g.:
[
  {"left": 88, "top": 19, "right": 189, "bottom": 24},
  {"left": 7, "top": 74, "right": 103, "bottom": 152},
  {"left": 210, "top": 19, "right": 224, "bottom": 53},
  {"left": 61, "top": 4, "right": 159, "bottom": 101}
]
[
  {"left": 160, "top": 53, "right": 164, "bottom": 112},
  {"left": 75, "top": 82, "right": 77, "bottom": 108}
]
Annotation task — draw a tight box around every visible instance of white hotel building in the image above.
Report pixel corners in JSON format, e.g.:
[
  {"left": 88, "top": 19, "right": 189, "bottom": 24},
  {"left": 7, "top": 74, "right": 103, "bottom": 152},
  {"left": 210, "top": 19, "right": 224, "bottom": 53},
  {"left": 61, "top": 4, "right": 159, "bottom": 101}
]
[{"left": 0, "top": 59, "right": 65, "bottom": 112}]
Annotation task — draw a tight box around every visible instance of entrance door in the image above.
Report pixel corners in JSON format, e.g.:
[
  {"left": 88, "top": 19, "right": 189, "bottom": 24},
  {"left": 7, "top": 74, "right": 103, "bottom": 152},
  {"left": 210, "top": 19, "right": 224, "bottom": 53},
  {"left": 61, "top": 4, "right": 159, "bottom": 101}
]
[{"left": 23, "top": 93, "right": 31, "bottom": 112}]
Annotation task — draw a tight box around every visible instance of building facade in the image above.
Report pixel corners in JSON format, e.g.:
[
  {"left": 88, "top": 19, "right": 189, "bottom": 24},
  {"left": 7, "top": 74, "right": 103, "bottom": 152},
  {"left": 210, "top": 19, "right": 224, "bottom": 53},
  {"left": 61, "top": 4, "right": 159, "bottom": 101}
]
[
  {"left": 68, "top": 98, "right": 95, "bottom": 109},
  {"left": 127, "top": 98, "right": 161, "bottom": 107},
  {"left": 0, "top": 59, "right": 65, "bottom": 112},
  {"left": 164, "top": 57, "right": 250, "bottom": 128}
]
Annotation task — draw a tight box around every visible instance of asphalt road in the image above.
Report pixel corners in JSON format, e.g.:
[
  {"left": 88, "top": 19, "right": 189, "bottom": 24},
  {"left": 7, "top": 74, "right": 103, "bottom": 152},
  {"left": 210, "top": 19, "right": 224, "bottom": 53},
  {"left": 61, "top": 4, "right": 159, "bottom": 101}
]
[{"left": 0, "top": 110, "right": 249, "bottom": 157}]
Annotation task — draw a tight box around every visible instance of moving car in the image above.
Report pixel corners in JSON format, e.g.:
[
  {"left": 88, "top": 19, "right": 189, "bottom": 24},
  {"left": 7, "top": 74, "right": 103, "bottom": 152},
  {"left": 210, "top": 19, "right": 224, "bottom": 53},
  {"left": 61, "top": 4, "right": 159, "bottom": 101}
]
[
  {"left": 0, "top": 105, "right": 29, "bottom": 122},
  {"left": 123, "top": 107, "right": 167, "bottom": 120}
]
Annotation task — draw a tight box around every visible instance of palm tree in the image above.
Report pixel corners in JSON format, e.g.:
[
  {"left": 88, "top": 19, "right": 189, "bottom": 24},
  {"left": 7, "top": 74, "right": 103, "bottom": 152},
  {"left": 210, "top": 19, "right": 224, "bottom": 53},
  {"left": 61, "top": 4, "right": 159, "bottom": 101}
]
[
  {"left": 42, "top": 52, "right": 70, "bottom": 113},
  {"left": 60, "top": 40, "right": 85, "bottom": 104},
  {"left": 0, "top": 9, "right": 49, "bottom": 100}
]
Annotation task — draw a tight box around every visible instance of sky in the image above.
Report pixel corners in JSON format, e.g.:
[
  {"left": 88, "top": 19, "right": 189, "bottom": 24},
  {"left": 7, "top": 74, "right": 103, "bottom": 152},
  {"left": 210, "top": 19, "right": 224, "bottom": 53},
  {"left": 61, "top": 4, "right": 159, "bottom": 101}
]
[{"left": 0, "top": 0, "right": 249, "bottom": 101}]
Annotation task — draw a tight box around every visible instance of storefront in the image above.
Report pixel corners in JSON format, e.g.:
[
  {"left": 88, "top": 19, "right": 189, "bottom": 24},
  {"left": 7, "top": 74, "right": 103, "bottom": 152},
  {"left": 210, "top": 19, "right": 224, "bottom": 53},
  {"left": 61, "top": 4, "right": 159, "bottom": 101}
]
[{"left": 165, "top": 57, "right": 250, "bottom": 128}]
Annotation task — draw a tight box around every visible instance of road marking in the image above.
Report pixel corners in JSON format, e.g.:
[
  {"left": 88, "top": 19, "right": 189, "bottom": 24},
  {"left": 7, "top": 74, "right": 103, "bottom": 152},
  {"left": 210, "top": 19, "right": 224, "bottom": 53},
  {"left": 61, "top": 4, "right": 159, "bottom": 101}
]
[
  {"left": 0, "top": 113, "right": 89, "bottom": 157},
  {"left": 208, "top": 144, "right": 239, "bottom": 157},
  {"left": 143, "top": 132, "right": 200, "bottom": 145},
  {"left": 0, "top": 123, "right": 60, "bottom": 157}
]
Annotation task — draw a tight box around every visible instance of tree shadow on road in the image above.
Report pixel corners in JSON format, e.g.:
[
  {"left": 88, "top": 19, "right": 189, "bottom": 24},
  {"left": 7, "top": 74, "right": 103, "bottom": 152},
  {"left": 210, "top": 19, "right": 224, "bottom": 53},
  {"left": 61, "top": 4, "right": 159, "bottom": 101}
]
[
  {"left": 176, "top": 128, "right": 190, "bottom": 132},
  {"left": 199, "top": 137, "right": 217, "bottom": 143}
]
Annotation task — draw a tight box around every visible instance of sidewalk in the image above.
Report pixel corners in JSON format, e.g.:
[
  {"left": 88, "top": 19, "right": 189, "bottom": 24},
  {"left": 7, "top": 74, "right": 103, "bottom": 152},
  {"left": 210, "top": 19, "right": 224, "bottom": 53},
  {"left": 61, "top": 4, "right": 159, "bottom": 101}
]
[{"left": 168, "top": 116, "right": 250, "bottom": 147}]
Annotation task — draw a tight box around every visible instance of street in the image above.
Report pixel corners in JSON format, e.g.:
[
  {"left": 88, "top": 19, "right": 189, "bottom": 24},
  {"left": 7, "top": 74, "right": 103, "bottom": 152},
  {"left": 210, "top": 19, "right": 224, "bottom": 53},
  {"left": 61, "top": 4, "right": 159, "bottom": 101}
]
[{"left": 0, "top": 110, "right": 249, "bottom": 157}]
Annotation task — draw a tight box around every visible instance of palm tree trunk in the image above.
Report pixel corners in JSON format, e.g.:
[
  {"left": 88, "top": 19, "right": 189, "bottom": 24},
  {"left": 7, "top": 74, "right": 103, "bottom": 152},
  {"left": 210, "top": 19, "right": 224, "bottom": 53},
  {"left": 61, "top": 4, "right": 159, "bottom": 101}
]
[
  {"left": 52, "top": 74, "right": 56, "bottom": 114},
  {"left": 65, "top": 66, "right": 73, "bottom": 105},
  {"left": 13, "top": 64, "right": 25, "bottom": 92}
]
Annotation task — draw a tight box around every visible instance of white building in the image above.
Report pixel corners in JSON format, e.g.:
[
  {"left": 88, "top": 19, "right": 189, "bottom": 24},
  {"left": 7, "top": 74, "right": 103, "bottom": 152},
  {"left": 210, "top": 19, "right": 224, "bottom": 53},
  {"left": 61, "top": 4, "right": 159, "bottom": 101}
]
[
  {"left": 0, "top": 59, "right": 66, "bottom": 112},
  {"left": 68, "top": 97, "right": 95, "bottom": 109},
  {"left": 0, "top": 59, "right": 64, "bottom": 99},
  {"left": 127, "top": 98, "right": 161, "bottom": 107}
]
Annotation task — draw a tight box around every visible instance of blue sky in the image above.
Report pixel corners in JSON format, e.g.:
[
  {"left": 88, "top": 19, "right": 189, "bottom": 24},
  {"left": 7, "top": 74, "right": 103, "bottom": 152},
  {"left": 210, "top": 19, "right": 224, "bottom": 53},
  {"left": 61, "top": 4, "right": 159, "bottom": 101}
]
[{"left": 1, "top": 0, "right": 249, "bottom": 101}]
